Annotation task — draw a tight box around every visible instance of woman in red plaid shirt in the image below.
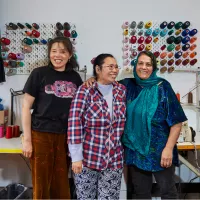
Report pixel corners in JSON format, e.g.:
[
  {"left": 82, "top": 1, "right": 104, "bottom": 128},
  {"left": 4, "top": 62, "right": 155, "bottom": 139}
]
[{"left": 68, "top": 53, "right": 126, "bottom": 199}]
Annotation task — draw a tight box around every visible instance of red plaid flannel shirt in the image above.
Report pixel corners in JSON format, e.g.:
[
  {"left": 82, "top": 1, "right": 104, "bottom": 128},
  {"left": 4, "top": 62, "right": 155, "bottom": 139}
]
[{"left": 68, "top": 81, "right": 126, "bottom": 170}]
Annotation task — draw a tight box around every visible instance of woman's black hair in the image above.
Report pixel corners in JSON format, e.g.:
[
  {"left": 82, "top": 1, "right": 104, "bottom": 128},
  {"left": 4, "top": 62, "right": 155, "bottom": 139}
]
[
  {"left": 48, "top": 36, "right": 79, "bottom": 71},
  {"left": 136, "top": 51, "right": 158, "bottom": 71},
  {"left": 93, "top": 53, "right": 115, "bottom": 77}
]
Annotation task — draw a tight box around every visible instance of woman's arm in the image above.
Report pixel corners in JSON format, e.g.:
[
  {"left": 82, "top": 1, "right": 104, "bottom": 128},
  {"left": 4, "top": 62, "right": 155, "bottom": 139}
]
[
  {"left": 161, "top": 123, "right": 182, "bottom": 168},
  {"left": 22, "top": 93, "right": 35, "bottom": 158},
  {"left": 68, "top": 85, "right": 88, "bottom": 173}
]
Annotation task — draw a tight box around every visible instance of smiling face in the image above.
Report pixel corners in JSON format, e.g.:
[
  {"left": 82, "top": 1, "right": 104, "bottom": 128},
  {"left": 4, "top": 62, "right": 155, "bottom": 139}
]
[
  {"left": 50, "top": 42, "right": 71, "bottom": 71},
  {"left": 96, "top": 57, "right": 119, "bottom": 85},
  {"left": 136, "top": 54, "right": 153, "bottom": 80}
]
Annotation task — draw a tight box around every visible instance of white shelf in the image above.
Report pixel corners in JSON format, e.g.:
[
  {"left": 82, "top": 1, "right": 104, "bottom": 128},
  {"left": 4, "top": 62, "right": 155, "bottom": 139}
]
[{"left": 181, "top": 103, "right": 200, "bottom": 111}]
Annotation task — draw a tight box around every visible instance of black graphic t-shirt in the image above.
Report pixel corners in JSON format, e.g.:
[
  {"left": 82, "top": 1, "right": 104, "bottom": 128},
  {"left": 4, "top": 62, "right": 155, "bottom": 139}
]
[{"left": 23, "top": 66, "right": 83, "bottom": 134}]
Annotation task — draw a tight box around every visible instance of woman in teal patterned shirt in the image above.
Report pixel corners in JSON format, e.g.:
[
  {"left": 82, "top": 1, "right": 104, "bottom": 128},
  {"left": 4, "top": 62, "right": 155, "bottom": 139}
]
[{"left": 121, "top": 51, "right": 187, "bottom": 199}]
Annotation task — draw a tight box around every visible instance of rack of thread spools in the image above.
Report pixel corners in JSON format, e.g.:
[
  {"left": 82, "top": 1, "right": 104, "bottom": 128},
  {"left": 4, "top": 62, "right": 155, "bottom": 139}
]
[
  {"left": 1, "top": 22, "right": 79, "bottom": 76},
  {"left": 121, "top": 20, "right": 198, "bottom": 74}
]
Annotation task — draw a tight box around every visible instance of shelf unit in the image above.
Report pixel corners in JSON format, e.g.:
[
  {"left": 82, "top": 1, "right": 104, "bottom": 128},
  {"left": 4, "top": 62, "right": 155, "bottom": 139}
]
[{"left": 175, "top": 69, "right": 200, "bottom": 134}]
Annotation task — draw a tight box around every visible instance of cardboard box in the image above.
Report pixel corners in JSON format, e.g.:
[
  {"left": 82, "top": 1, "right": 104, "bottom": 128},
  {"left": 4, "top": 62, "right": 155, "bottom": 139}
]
[{"left": 0, "top": 110, "right": 8, "bottom": 125}]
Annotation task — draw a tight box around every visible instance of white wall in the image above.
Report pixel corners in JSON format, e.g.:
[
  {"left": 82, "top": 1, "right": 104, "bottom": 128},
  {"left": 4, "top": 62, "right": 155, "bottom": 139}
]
[{"left": 0, "top": 0, "right": 200, "bottom": 195}]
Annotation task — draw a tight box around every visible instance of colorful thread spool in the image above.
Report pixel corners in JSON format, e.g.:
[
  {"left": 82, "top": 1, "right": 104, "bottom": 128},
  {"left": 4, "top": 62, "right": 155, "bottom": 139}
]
[
  {"left": 168, "top": 66, "right": 175, "bottom": 73},
  {"left": 130, "top": 29, "right": 136, "bottom": 36},
  {"left": 154, "top": 51, "right": 160, "bottom": 58},
  {"left": 190, "top": 59, "right": 197, "bottom": 66},
  {"left": 175, "top": 44, "right": 181, "bottom": 51},
  {"left": 168, "top": 30, "right": 174, "bottom": 35},
  {"left": 122, "top": 21, "right": 129, "bottom": 29},
  {"left": 138, "top": 36, "right": 144, "bottom": 44},
  {"left": 190, "top": 37, "right": 197, "bottom": 44},
  {"left": 160, "top": 29, "right": 168, "bottom": 37},
  {"left": 175, "top": 51, "right": 182, "bottom": 59},
  {"left": 182, "top": 44, "right": 190, "bottom": 51},
  {"left": 168, "top": 59, "right": 174, "bottom": 66},
  {"left": 145, "top": 36, "right": 152, "bottom": 44},
  {"left": 6, "top": 126, "right": 12, "bottom": 139},
  {"left": 145, "top": 29, "right": 152, "bottom": 36},
  {"left": 13, "top": 125, "right": 20, "bottom": 137},
  {"left": 160, "top": 52, "right": 167, "bottom": 59},
  {"left": 130, "top": 21, "right": 136, "bottom": 29},
  {"left": 138, "top": 44, "right": 145, "bottom": 51},
  {"left": 167, "top": 21, "right": 175, "bottom": 29},
  {"left": 152, "top": 28, "right": 160, "bottom": 37},
  {"left": 190, "top": 44, "right": 197, "bottom": 51},
  {"left": 145, "top": 44, "right": 152, "bottom": 51},
  {"left": 175, "top": 59, "right": 182, "bottom": 66},
  {"left": 168, "top": 52, "right": 174, "bottom": 58},
  {"left": 183, "top": 52, "right": 189, "bottom": 58},
  {"left": 175, "top": 29, "right": 182, "bottom": 36},
  {"left": 138, "top": 30, "right": 143, "bottom": 36},
  {"left": 0, "top": 126, "right": 4, "bottom": 138},
  {"left": 1, "top": 37, "right": 11, "bottom": 45},
  {"left": 166, "top": 36, "right": 175, "bottom": 44},
  {"left": 175, "top": 22, "right": 183, "bottom": 30},
  {"left": 182, "top": 36, "right": 190, "bottom": 44},
  {"left": 189, "top": 29, "right": 198, "bottom": 37},
  {"left": 161, "top": 45, "right": 166, "bottom": 51},
  {"left": 145, "top": 21, "right": 152, "bottom": 29},
  {"left": 160, "top": 21, "right": 168, "bottom": 29},
  {"left": 153, "top": 37, "right": 159, "bottom": 43},
  {"left": 182, "top": 59, "right": 189, "bottom": 66},
  {"left": 174, "top": 36, "right": 182, "bottom": 44},
  {"left": 182, "top": 21, "right": 190, "bottom": 29},
  {"left": 190, "top": 52, "right": 197, "bottom": 59},
  {"left": 137, "top": 21, "right": 144, "bottom": 29},
  {"left": 167, "top": 44, "right": 175, "bottom": 52},
  {"left": 182, "top": 29, "right": 190, "bottom": 37}
]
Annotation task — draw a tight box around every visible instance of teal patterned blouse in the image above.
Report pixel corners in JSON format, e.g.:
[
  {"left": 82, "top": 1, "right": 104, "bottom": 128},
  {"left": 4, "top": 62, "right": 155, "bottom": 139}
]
[{"left": 120, "top": 78, "right": 187, "bottom": 172}]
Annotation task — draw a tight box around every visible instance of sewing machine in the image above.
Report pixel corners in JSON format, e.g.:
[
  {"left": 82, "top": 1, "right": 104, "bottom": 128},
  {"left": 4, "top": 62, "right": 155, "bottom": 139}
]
[{"left": 178, "top": 121, "right": 195, "bottom": 143}]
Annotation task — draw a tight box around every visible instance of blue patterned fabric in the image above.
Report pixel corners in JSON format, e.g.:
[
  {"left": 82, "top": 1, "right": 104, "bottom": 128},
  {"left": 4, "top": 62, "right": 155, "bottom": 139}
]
[
  {"left": 120, "top": 78, "right": 187, "bottom": 172},
  {"left": 122, "top": 68, "right": 164, "bottom": 156}
]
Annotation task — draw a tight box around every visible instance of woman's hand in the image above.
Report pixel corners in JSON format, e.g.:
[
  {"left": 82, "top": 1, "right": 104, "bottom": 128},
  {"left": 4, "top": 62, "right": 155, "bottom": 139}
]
[
  {"left": 160, "top": 147, "right": 173, "bottom": 168},
  {"left": 22, "top": 140, "right": 32, "bottom": 158},
  {"left": 83, "top": 77, "right": 96, "bottom": 87},
  {"left": 72, "top": 160, "right": 83, "bottom": 174}
]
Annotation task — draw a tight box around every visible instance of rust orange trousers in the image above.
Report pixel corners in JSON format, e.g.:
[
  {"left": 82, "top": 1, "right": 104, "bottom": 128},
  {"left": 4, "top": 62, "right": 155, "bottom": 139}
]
[{"left": 30, "top": 130, "right": 70, "bottom": 199}]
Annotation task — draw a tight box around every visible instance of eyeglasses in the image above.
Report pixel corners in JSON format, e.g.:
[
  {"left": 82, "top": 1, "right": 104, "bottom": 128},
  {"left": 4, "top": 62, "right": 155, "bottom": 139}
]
[{"left": 102, "top": 64, "right": 119, "bottom": 70}]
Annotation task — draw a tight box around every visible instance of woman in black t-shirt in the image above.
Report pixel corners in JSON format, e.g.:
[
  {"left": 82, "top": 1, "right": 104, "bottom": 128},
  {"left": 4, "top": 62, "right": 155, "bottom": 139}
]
[{"left": 22, "top": 37, "right": 82, "bottom": 199}]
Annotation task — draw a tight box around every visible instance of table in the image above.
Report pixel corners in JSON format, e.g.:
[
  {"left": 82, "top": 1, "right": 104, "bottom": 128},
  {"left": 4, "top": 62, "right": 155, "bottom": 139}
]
[
  {"left": 177, "top": 142, "right": 200, "bottom": 150},
  {"left": 0, "top": 137, "right": 22, "bottom": 153}
]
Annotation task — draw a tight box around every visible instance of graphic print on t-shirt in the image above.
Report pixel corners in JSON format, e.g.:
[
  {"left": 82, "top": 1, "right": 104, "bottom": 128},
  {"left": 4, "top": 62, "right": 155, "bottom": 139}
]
[{"left": 45, "top": 81, "right": 77, "bottom": 98}]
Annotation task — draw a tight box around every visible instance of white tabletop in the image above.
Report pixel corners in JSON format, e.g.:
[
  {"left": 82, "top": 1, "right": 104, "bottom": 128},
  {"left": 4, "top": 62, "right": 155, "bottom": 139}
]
[{"left": 0, "top": 137, "right": 22, "bottom": 153}]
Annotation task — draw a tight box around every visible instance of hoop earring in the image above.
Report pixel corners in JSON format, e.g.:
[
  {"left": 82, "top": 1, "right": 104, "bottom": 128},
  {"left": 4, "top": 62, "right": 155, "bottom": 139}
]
[{"left": 68, "top": 58, "right": 70, "bottom": 63}]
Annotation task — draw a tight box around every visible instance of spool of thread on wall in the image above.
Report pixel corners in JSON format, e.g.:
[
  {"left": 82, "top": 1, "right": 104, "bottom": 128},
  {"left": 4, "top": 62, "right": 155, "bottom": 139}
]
[
  {"left": 176, "top": 92, "right": 180, "bottom": 102},
  {"left": 188, "top": 92, "right": 193, "bottom": 104},
  {"left": 0, "top": 126, "right": 4, "bottom": 138}
]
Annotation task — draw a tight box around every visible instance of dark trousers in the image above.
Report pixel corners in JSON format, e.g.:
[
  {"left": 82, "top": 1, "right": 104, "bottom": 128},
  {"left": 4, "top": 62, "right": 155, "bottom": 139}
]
[{"left": 127, "top": 165, "right": 178, "bottom": 199}]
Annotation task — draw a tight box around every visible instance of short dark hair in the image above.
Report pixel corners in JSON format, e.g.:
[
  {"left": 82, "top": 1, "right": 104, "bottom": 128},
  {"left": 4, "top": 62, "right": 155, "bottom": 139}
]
[
  {"left": 136, "top": 51, "right": 158, "bottom": 71},
  {"left": 48, "top": 36, "right": 79, "bottom": 71},
  {"left": 93, "top": 53, "right": 115, "bottom": 77}
]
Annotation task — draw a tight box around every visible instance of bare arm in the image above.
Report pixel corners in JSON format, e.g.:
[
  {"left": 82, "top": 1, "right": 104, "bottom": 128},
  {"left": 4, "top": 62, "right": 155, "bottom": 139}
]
[
  {"left": 22, "top": 93, "right": 35, "bottom": 158},
  {"left": 161, "top": 123, "right": 182, "bottom": 168}
]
